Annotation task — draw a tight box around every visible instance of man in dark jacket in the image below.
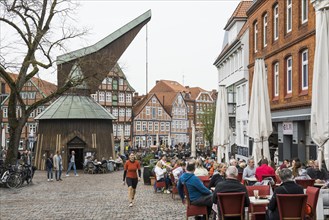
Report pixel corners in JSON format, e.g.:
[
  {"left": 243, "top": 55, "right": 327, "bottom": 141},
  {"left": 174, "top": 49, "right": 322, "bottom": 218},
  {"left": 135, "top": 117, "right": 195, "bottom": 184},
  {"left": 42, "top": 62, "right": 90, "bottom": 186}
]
[
  {"left": 178, "top": 159, "right": 212, "bottom": 220},
  {"left": 267, "top": 168, "right": 304, "bottom": 220},
  {"left": 212, "top": 166, "right": 250, "bottom": 219}
]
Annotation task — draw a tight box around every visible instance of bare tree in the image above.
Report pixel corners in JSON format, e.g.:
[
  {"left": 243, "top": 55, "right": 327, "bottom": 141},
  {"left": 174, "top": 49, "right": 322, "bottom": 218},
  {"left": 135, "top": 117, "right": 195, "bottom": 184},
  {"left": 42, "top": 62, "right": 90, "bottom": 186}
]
[{"left": 0, "top": 0, "right": 88, "bottom": 165}]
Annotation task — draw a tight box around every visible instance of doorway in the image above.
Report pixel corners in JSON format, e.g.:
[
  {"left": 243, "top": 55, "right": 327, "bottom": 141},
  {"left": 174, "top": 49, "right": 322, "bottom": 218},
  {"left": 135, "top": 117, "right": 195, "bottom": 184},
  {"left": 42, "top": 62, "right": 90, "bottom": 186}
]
[{"left": 67, "top": 136, "right": 86, "bottom": 170}]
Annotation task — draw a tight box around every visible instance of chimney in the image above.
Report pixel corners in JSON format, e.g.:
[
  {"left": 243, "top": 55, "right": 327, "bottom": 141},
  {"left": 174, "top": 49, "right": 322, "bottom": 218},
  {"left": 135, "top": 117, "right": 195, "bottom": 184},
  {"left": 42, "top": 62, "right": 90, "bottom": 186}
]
[
  {"left": 156, "top": 80, "right": 160, "bottom": 84},
  {"left": 185, "top": 86, "right": 190, "bottom": 89},
  {"left": 134, "top": 92, "right": 139, "bottom": 97}
]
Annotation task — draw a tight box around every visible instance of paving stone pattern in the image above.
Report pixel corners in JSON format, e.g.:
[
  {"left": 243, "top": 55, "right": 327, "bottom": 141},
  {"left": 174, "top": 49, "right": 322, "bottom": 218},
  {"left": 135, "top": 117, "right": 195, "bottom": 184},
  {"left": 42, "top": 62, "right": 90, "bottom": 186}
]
[{"left": 0, "top": 169, "right": 185, "bottom": 220}]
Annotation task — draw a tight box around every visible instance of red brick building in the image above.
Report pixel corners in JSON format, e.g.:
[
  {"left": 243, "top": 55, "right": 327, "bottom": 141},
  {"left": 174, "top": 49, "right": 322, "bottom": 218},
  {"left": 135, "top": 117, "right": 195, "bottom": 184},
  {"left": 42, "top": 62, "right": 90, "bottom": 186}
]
[{"left": 247, "top": 0, "right": 316, "bottom": 162}]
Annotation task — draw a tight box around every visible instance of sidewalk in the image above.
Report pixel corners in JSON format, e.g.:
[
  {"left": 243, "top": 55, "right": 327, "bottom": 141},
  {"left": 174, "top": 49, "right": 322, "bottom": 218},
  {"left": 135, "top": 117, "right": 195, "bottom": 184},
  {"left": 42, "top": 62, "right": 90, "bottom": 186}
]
[{"left": 0, "top": 170, "right": 185, "bottom": 220}]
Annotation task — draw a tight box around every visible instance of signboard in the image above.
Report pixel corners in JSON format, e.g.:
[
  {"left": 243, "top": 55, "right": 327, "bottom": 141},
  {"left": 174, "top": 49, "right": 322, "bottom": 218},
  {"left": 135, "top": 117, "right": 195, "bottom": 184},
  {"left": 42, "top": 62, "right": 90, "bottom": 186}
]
[{"left": 283, "top": 122, "right": 293, "bottom": 135}]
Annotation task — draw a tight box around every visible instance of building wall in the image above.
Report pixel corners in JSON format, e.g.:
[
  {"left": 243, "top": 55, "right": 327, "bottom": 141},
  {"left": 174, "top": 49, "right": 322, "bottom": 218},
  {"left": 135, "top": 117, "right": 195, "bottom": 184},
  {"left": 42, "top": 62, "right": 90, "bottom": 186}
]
[{"left": 171, "top": 94, "right": 189, "bottom": 145}]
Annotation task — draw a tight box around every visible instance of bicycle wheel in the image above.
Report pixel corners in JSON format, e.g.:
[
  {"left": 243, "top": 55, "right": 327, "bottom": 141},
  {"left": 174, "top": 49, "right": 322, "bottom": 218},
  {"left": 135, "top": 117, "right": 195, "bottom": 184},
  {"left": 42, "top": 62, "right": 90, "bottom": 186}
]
[{"left": 6, "top": 173, "right": 22, "bottom": 188}]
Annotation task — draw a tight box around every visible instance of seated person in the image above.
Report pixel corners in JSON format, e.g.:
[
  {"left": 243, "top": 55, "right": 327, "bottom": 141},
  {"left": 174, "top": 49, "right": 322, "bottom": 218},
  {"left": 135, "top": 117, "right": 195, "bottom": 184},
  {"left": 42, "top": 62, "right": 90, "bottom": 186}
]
[
  {"left": 194, "top": 159, "right": 209, "bottom": 177},
  {"left": 178, "top": 159, "right": 213, "bottom": 219},
  {"left": 154, "top": 161, "right": 171, "bottom": 194},
  {"left": 172, "top": 160, "right": 185, "bottom": 181},
  {"left": 212, "top": 166, "right": 250, "bottom": 219},
  {"left": 208, "top": 163, "right": 226, "bottom": 189},
  {"left": 243, "top": 159, "right": 256, "bottom": 182},
  {"left": 115, "top": 154, "right": 124, "bottom": 171},
  {"left": 101, "top": 157, "right": 107, "bottom": 165},
  {"left": 267, "top": 168, "right": 304, "bottom": 220},
  {"left": 306, "top": 160, "right": 329, "bottom": 183},
  {"left": 255, "top": 158, "right": 275, "bottom": 182}
]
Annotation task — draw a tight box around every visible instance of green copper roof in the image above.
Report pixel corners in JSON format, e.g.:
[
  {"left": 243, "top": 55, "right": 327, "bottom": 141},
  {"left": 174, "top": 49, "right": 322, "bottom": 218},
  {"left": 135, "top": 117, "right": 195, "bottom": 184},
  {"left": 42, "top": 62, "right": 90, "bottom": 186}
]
[
  {"left": 35, "top": 95, "right": 116, "bottom": 120},
  {"left": 57, "top": 10, "right": 151, "bottom": 65}
]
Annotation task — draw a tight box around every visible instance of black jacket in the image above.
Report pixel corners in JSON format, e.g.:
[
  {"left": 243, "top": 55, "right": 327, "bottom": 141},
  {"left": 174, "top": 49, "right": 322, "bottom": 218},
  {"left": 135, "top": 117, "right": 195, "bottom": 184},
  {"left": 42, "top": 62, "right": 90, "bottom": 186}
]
[
  {"left": 268, "top": 181, "right": 304, "bottom": 220},
  {"left": 212, "top": 178, "right": 250, "bottom": 207},
  {"left": 208, "top": 173, "right": 225, "bottom": 189}
]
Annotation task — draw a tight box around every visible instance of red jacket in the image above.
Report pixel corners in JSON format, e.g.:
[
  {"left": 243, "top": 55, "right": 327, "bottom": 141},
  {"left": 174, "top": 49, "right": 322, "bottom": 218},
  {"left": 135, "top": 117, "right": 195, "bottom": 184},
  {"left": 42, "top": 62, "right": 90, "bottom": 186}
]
[{"left": 255, "top": 164, "right": 275, "bottom": 181}]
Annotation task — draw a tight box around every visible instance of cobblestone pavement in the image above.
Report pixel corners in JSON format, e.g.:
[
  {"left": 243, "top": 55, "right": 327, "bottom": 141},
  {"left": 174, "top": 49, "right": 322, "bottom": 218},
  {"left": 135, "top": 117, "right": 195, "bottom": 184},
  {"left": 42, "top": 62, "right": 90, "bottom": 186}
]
[{"left": 0, "top": 169, "right": 185, "bottom": 220}]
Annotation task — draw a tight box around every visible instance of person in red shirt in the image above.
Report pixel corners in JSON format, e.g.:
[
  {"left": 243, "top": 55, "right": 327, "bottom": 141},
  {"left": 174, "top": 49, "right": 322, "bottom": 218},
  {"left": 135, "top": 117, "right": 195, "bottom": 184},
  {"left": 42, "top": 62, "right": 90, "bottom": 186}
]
[
  {"left": 123, "top": 153, "right": 141, "bottom": 207},
  {"left": 255, "top": 158, "right": 275, "bottom": 181}
]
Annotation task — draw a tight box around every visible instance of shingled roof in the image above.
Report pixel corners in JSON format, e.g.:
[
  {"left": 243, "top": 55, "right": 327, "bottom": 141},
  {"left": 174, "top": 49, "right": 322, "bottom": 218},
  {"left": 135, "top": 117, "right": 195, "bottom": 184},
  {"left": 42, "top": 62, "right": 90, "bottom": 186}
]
[
  {"left": 188, "top": 87, "right": 207, "bottom": 100},
  {"left": 149, "top": 80, "right": 188, "bottom": 93},
  {"left": 224, "top": 0, "right": 253, "bottom": 30}
]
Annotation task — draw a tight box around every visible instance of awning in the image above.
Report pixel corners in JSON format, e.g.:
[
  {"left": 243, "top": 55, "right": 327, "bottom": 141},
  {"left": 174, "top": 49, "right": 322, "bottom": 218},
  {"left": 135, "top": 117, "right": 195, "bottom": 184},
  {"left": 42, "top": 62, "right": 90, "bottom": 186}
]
[{"left": 271, "top": 107, "right": 311, "bottom": 122}]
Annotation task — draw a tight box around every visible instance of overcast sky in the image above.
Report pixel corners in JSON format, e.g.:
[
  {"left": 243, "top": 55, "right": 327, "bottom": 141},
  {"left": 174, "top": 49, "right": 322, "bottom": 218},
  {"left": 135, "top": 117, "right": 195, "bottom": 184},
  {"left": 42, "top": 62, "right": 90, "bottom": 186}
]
[{"left": 52, "top": 1, "right": 240, "bottom": 95}]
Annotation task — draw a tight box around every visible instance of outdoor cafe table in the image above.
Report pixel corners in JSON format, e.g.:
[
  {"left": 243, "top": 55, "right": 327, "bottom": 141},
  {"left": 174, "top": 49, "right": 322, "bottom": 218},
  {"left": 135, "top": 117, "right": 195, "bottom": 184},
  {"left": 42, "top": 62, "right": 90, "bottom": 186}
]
[
  {"left": 249, "top": 196, "right": 270, "bottom": 220},
  {"left": 244, "top": 177, "right": 258, "bottom": 185}
]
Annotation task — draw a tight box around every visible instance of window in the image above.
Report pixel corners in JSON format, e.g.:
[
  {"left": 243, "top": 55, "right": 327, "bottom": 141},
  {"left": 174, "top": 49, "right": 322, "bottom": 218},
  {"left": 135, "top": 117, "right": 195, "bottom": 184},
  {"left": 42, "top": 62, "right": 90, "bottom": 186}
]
[
  {"left": 126, "top": 93, "right": 132, "bottom": 103},
  {"left": 117, "top": 124, "right": 123, "bottom": 135},
  {"left": 29, "top": 110, "right": 35, "bottom": 118},
  {"left": 119, "top": 93, "right": 124, "bottom": 103},
  {"left": 301, "top": 0, "right": 308, "bottom": 23},
  {"left": 106, "top": 92, "right": 112, "bottom": 102},
  {"left": 113, "top": 80, "right": 118, "bottom": 90},
  {"left": 152, "top": 97, "right": 156, "bottom": 103},
  {"left": 263, "top": 14, "right": 268, "bottom": 47},
  {"left": 146, "top": 107, "right": 150, "bottom": 115},
  {"left": 152, "top": 107, "right": 156, "bottom": 119},
  {"left": 99, "top": 91, "right": 105, "bottom": 101},
  {"left": 102, "top": 78, "right": 107, "bottom": 84},
  {"left": 274, "top": 62, "right": 279, "bottom": 96},
  {"left": 37, "top": 107, "right": 43, "bottom": 115},
  {"left": 237, "top": 86, "right": 241, "bottom": 106},
  {"left": 301, "top": 50, "right": 308, "bottom": 90},
  {"left": 112, "top": 108, "right": 118, "bottom": 117},
  {"left": 242, "top": 84, "right": 246, "bottom": 104},
  {"left": 287, "top": 0, "right": 292, "bottom": 33},
  {"left": 274, "top": 4, "right": 279, "bottom": 40},
  {"left": 166, "top": 122, "right": 170, "bottom": 131},
  {"left": 254, "top": 22, "right": 258, "bottom": 52},
  {"left": 158, "top": 108, "right": 162, "bottom": 116},
  {"left": 125, "top": 125, "right": 130, "bottom": 136},
  {"left": 142, "top": 122, "right": 147, "bottom": 131},
  {"left": 119, "top": 78, "right": 124, "bottom": 86},
  {"left": 107, "top": 77, "right": 112, "bottom": 85},
  {"left": 136, "top": 121, "right": 141, "bottom": 131},
  {"left": 91, "top": 94, "right": 97, "bottom": 101},
  {"left": 29, "top": 124, "right": 37, "bottom": 133},
  {"left": 154, "top": 122, "right": 159, "bottom": 131},
  {"left": 286, "top": 56, "right": 292, "bottom": 94},
  {"left": 3, "top": 107, "right": 7, "bottom": 118},
  {"left": 148, "top": 122, "right": 153, "bottom": 131},
  {"left": 119, "top": 108, "right": 125, "bottom": 117},
  {"left": 160, "top": 122, "right": 165, "bottom": 131},
  {"left": 126, "top": 108, "right": 131, "bottom": 117},
  {"left": 28, "top": 92, "right": 36, "bottom": 99}
]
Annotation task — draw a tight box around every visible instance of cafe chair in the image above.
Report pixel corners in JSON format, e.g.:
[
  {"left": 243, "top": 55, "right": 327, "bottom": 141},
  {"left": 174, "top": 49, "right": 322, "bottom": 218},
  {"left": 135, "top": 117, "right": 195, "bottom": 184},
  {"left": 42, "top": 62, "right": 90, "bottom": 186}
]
[
  {"left": 87, "top": 162, "right": 96, "bottom": 174},
  {"left": 100, "top": 162, "right": 108, "bottom": 174},
  {"left": 261, "top": 174, "right": 276, "bottom": 183},
  {"left": 198, "top": 176, "right": 210, "bottom": 188},
  {"left": 295, "top": 179, "right": 315, "bottom": 189},
  {"left": 277, "top": 194, "right": 308, "bottom": 220},
  {"left": 154, "top": 174, "right": 166, "bottom": 193},
  {"left": 237, "top": 172, "right": 243, "bottom": 183},
  {"left": 306, "top": 186, "right": 320, "bottom": 220},
  {"left": 217, "top": 192, "right": 245, "bottom": 220},
  {"left": 183, "top": 185, "right": 208, "bottom": 220},
  {"left": 170, "top": 173, "right": 178, "bottom": 199}
]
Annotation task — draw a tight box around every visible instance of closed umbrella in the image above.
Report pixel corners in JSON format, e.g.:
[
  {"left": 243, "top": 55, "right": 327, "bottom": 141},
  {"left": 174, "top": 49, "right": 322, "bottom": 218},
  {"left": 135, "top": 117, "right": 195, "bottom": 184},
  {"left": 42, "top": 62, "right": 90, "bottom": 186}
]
[
  {"left": 120, "top": 129, "right": 125, "bottom": 155},
  {"left": 156, "top": 133, "right": 159, "bottom": 147},
  {"left": 1, "top": 127, "right": 5, "bottom": 150},
  {"left": 248, "top": 58, "right": 272, "bottom": 165},
  {"left": 191, "top": 123, "right": 196, "bottom": 158},
  {"left": 213, "top": 86, "right": 230, "bottom": 163},
  {"left": 311, "top": 8, "right": 329, "bottom": 170},
  {"left": 167, "top": 133, "right": 172, "bottom": 148}
]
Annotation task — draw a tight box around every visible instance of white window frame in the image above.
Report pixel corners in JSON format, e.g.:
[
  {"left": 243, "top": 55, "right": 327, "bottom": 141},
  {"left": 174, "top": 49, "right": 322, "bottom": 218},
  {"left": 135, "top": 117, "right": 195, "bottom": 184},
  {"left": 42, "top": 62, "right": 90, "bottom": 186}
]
[
  {"left": 3, "top": 107, "right": 7, "bottom": 118},
  {"left": 274, "top": 4, "right": 279, "bottom": 40},
  {"left": 119, "top": 93, "right": 124, "bottom": 103},
  {"left": 136, "top": 121, "right": 141, "bottom": 131},
  {"left": 287, "top": 0, "right": 292, "bottom": 33},
  {"left": 119, "top": 78, "right": 124, "bottom": 86},
  {"left": 301, "top": 0, "right": 308, "bottom": 23},
  {"left": 242, "top": 84, "right": 246, "bottom": 105},
  {"left": 125, "top": 125, "right": 130, "bottom": 136},
  {"left": 287, "top": 57, "right": 293, "bottom": 94},
  {"left": 154, "top": 122, "right": 159, "bottom": 131},
  {"left": 160, "top": 122, "right": 165, "bottom": 131},
  {"left": 148, "top": 122, "right": 153, "bottom": 131},
  {"left": 106, "top": 92, "right": 112, "bottom": 102},
  {"left": 302, "top": 50, "right": 309, "bottom": 90},
  {"left": 166, "top": 122, "right": 170, "bottom": 131},
  {"left": 112, "top": 108, "right": 118, "bottom": 117},
  {"left": 254, "top": 22, "right": 258, "bottom": 53},
  {"left": 274, "top": 63, "right": 279, "bottom": 97},
  {"left": 119, "top": 108, "right": 125, "bottom": 117},
  {"left": 263, "top": 14, "right": 268, "bottom": 47},
  {"left": 126, "top": 93, "right": 132, "bottom": 103},
  {"left": 99, "top": 91, "right": 105, "bottom": 101},
  {"left": 236, "top": 86, "right": 241, "bottom": 106},
  {"left": 126, "top": 108, "right": 131, "bottom": 117},
  {"left": 142, "top": 121, "right": 147, "bottom": 131},
  {"left": 152, "top": 97, "right": 156, "bottom": 103},
  {"left": 146, "top": 106, "right": 150, "bottom": 115},
  {"left": 158, "top": 108, "right": 162, "bottom": 116},
  {"left": 29, "top": 124, "right": 37, "bottom": 133}
]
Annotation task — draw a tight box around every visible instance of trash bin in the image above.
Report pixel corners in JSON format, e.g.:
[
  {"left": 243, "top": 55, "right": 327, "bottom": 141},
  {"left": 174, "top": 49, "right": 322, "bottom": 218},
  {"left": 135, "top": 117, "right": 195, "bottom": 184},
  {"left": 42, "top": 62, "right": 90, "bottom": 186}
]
[{"left": 143, "top": 166, "right": 151, "bottom": 185}]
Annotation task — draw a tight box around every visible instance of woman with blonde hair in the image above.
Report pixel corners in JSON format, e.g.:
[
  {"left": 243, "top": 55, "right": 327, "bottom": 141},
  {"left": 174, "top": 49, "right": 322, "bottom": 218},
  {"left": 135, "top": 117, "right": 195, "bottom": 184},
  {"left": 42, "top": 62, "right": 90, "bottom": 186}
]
[
  {"left": 194, "top": 158, "right": 208, "bottom": 176},
  {"left": 154, "top": 160, "right": 171, "bottom": 193}
]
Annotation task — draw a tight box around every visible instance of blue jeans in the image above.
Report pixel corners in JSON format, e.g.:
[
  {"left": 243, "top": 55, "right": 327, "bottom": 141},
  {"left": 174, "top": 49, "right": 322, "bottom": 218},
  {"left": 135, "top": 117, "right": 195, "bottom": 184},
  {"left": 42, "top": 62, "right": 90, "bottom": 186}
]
[
  {"left": 66, "top": 162, "right": 76, "bottom": 175},
  {"left": 47, "top": 167, "right": 53, "bottom": 179},
  {"left": 56, "top": 169, "right": 62, "bottom": 180}
]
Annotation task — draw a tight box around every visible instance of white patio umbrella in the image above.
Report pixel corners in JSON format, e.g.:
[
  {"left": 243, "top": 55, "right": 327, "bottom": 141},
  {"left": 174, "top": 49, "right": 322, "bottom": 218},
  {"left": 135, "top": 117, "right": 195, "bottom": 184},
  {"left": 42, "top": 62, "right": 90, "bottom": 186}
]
[
  {"left": 1, "top": 127, "right": 5, "bottom": 150},
  {"left": 191, "top": 123, "right": 196, "bottom": 158},
  {"left": 248, "top": 58, "right": 272, "bottom": 165},
  {"left": 156, "top": 133, "right": 159, "bottom": 147},
  {"left": 213, "top": 86, "right": 230, "bottom": 164},
  {"left": 167, "top": 133, "right": 172, "bottom": 148},
  {"left": 311, "top": 8, "right": 329, "bottom": 170},
  {"left": 120, "top": 130, "right": 125, "bottom": 155}
]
